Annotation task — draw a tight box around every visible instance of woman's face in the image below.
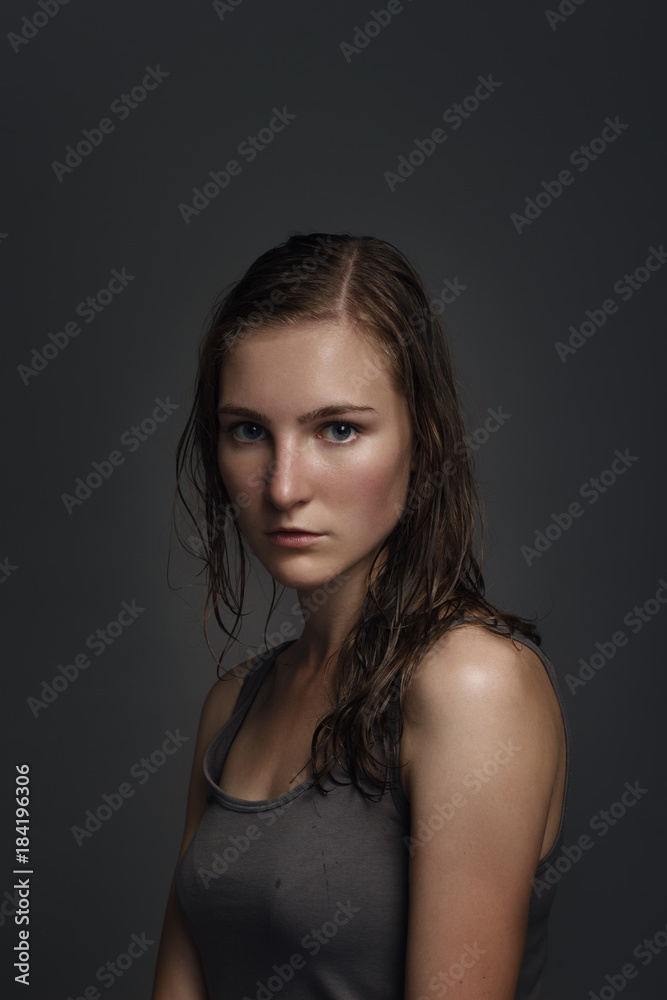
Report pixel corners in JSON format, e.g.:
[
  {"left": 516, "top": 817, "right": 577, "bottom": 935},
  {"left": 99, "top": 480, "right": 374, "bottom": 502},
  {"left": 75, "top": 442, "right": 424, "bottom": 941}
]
[{"left": 216, "top": 320, "right": 416, "bottom": 594}]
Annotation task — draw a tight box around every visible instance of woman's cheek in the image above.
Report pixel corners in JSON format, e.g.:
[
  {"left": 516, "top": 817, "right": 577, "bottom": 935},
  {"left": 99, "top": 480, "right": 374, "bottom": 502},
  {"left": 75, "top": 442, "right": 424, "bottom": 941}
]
[
  {"left": 217, "top": 465, "right": 246, "bottom": 509},
  {"left": 350, "top": 462, "right": 400, "bottom": 513}
]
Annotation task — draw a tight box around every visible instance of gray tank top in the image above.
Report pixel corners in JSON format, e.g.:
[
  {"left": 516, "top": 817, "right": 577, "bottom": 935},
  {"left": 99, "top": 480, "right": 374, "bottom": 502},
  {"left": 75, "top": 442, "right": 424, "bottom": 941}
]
[{"left": 175, "top": 630, "right": 571, "bottom": 999}]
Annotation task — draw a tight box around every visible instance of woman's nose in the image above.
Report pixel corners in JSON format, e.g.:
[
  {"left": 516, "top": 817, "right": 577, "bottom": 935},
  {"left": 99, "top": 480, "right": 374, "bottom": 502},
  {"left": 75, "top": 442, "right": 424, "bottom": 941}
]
[{"left": 263, "top": 441, "right": 314, "bottom": 509}]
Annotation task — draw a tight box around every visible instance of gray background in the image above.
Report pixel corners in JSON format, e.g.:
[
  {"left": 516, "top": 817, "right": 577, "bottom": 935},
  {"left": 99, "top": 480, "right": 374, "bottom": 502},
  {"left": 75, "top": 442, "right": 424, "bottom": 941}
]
[{"left": 1, "top": 0, "right": 666, "bottom": 996}]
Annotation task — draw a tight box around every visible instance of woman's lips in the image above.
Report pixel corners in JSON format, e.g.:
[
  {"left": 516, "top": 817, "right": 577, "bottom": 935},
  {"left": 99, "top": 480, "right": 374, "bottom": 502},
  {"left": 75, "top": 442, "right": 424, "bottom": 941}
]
[{"left": 265, "top": 530, "right": 324, "bottom": 547}]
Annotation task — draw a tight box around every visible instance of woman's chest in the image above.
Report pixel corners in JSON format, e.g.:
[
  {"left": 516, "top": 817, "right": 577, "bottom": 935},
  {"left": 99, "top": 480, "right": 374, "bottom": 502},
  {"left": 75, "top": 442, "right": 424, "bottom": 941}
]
[
  {"left": 219, "top": 671, "right": 411, "bottom": 803},
  {"left": 176, "top": 783, "right": 410, "bottom": 999}
]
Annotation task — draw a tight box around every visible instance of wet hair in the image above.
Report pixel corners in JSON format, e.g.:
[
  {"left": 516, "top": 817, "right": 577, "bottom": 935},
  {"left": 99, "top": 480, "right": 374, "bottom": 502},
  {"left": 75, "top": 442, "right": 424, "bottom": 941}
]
[{"left": 172, "top": 231, "right": 541, "bottom": 799}]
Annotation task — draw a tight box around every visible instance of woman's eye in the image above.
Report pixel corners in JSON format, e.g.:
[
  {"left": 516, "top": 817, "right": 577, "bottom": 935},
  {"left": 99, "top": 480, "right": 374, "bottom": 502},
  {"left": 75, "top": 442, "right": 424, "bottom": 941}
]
[
  {"left": 225, "top": 421, "right": 360, "bottom": 445},
  {"left": 321, "top": 422, "right": 359, "bottom": 443},
  {"left": 230, "top": 422, "right": 266, "bottom": 443}
]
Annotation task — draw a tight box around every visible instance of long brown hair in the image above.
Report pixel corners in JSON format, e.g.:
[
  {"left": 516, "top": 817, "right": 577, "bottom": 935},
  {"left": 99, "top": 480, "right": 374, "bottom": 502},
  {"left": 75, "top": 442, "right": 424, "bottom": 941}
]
[{"left": 172, "top": 231, "right": 541, "bottom": 800}]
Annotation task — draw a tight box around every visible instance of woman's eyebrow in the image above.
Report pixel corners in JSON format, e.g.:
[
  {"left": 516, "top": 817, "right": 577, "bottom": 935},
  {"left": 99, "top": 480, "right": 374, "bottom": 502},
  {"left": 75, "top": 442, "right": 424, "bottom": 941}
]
[{"left": 217, "top": 402, "right": 378, "bottom": 424}]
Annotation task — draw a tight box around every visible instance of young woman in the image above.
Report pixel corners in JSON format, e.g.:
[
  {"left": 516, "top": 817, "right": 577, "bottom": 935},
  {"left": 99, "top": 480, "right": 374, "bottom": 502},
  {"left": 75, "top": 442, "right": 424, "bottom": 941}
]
[{"left": 151, "top": 232, "right": 570, "bottom": 1000}]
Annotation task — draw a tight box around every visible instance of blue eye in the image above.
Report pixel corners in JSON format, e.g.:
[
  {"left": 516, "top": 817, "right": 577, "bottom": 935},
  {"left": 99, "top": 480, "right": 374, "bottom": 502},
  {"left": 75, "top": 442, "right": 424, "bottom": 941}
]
[
  {"left": 225, "top": 420, "right": 360, "bottom": 445},
  {"left": 323, "top": 422, "right": 358, "bottom": 443},
  {"left": 231, "top": 422, "right": 266, "bottom": 442}
]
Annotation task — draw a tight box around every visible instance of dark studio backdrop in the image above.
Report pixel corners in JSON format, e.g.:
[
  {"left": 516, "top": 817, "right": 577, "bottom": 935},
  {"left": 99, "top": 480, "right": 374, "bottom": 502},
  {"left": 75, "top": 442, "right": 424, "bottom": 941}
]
[{"left": 1, "top": 1, "right": 665, "bottom": 996}]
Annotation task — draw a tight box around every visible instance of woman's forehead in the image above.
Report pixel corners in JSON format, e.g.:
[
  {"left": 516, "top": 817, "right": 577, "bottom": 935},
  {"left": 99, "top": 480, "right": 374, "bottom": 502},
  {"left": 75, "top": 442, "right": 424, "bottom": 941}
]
[
  {"left": 217, "top": 316, "right": 413, "bottom": 424},
  {"left": 220, "top": 322, "right": 393, "bottom": 383}
]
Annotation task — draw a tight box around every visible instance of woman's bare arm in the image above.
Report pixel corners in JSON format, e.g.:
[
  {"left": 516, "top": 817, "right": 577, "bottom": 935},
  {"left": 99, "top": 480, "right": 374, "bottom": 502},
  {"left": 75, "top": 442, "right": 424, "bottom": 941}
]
[
  {"left": 400, "top": 625, "right": 565, "bottom": 1000},
  {"left": 151, "top": 658, "right": 256, "bottom": 998}
]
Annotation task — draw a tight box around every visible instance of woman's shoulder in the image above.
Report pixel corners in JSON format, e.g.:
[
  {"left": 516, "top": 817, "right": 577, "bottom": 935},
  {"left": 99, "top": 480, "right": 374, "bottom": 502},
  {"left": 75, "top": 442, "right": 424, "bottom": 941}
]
[
  {"left": 399, "top": 618, "right": 564, "bottom": 805},
  {"left": 405, "top": 621, "right": 543, "bottom": 714},
  {"left": 400, "top": 619, "right": 562, "bottom": 758},
  {"left": 196, "top": 651, "right": 265, "bottom": 746}
]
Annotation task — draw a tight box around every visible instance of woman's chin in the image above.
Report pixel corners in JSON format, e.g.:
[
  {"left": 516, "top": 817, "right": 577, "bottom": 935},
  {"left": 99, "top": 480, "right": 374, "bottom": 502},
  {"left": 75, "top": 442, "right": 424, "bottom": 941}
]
[
  {"left": 267, "top": 564, "right": 327, "bottom": 592},
  {"left": 255, "top": 552, "right": 336, "bottom": 593}
]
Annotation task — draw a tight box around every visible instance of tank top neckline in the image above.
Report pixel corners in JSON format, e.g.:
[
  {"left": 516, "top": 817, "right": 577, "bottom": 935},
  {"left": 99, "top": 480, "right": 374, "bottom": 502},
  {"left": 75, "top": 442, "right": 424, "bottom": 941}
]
[
  {"left": 203, "top": 638, "right": 319, "bottom": 813},
  {"left": 201, "top": 630, "right": 571, "bottom": 860}
]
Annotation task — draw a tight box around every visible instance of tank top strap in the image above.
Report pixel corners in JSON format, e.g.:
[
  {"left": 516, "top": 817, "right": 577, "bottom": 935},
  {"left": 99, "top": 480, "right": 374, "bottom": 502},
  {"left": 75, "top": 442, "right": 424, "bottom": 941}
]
[
  {"left": 204, "top": 640, "right": 299, "bottom": 805},
  {"left": 227, "top": 638, "right": 409, "bottom": 815},
  {"left": 227, "top": 637, "right": 298, "bottom": 706}
]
